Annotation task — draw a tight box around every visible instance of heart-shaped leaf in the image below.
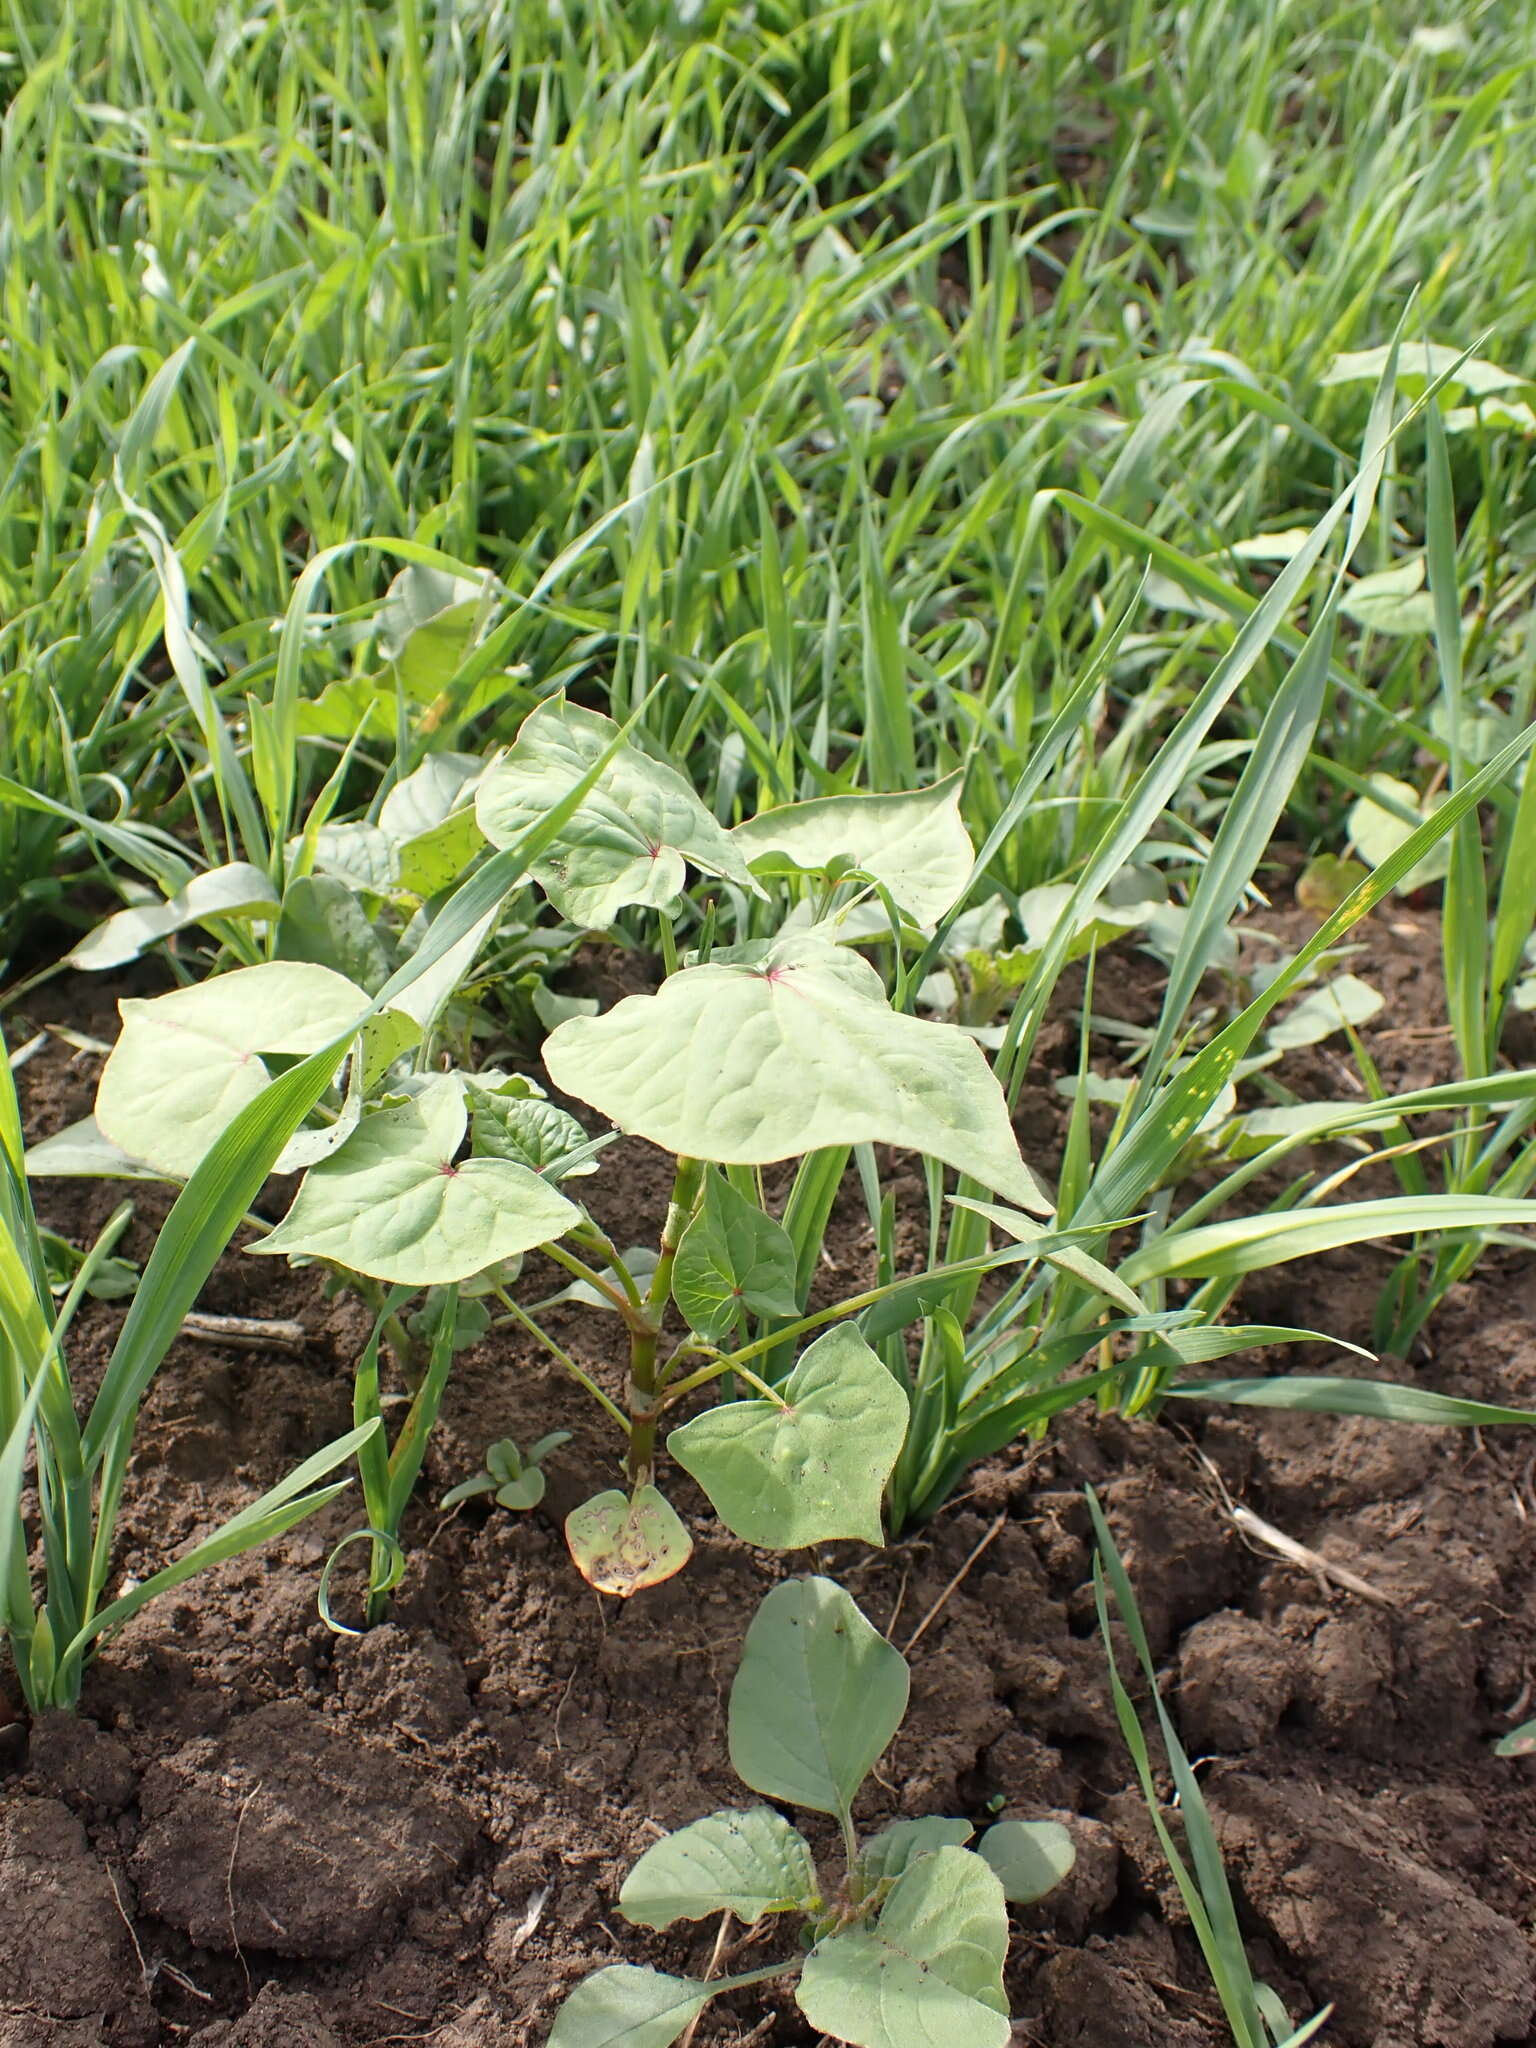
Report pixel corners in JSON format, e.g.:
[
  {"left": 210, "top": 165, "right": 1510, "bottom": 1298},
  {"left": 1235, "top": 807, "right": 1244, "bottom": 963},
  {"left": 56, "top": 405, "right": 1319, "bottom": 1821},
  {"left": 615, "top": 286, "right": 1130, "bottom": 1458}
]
[
  {"left": 671, "top": 1171, "right": 800, "bottom": 1342},
  {"left": 856, "top": 1818, "right": 974, "bottom": 1892},
  {"left": 310, "top": 821, "right": 400, "bottom": 892},
  {"left": 377, "top": 564, "right": 499, "bottom": 702},
  {"left": 95, "top": 962, "right": 365, "bottom": 1178},
  {"left": 566, "top": 1486, "right": 694, "bottom": 1595},
  {"left": 1265, "top": 973, "right": 1383, "bottom": 1051},
  {"left": 796, "top": 1848, "right": 1010, "bottom": 2048},
  {"left": 248, "top": 1078, "right": 577, "bottom": 1284},
  {"left": 468, "top": 1085, "right": 594, "bottom": 1179},
  {"left": 381, "top": 755, "right": 486, "bottom": 898},
  {"left": 547, "top": 1964, "right": 708, "bottom": 2048},
  {"left": 619, "top": 1807, "right": 819, "bottom": 1930},
  {"left": 732, "top": 775, "right": 972, "bottom": 927},
  {"left": 976, "top": 1818, "right": 1076, "bottom": 1903},
  {"left": 543, "top": 934, "right": 1049, "bottom": 1212},
  {"left": 378, "top": 753, "right": 482, "bottom": 842},
  {"left": 276, "top": 874, "right": 394, "bottom": 992},
  {"left": 668, "top": 1323, "right": 907, "bottom": 1548},
  {"left": 728, "top": 1577, "right": 907, "bottom": 1820},
  {"left": 476, "top": 697, "right": 761, "bottom": 927}
]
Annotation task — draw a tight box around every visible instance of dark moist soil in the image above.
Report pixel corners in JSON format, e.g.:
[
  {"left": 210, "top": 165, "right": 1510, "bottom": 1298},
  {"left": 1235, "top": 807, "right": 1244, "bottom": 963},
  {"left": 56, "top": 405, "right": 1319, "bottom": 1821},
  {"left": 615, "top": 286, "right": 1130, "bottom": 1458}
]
[{"left": 5, "top": 907, "right": 1536, "bottom": 2048}]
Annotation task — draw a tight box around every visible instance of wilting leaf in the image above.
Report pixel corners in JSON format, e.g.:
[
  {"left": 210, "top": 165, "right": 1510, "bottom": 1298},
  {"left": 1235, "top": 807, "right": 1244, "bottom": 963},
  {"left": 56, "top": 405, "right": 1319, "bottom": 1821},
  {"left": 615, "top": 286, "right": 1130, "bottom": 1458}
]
[
  {"left": 566, "top": 1486, "right": 694, "bottom": 1595},
  {"left": 68, "top": 863, "right": 278, "bottom": 972}
]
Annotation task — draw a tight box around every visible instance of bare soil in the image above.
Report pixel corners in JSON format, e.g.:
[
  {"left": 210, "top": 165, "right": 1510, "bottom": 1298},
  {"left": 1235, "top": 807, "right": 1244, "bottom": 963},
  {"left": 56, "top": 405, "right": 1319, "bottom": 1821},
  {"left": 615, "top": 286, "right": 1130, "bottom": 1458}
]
[{"left": 5, "top": 907, "right": 1536, "bottom": 2048}]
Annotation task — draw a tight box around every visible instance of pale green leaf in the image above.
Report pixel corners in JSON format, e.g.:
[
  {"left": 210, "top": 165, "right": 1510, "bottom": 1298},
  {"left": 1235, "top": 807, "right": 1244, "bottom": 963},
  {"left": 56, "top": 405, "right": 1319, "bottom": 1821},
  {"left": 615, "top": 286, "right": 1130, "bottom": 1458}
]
[
  {"left": 310, "top": 821, "right": 399, "bottom": 892},
  {"left": 796, "top": 1848, "right": 1010, "bottom": 2048},
  {"left": 728, "top": 1577, "right": 908, "bottom": 1820},
  {"left": 1265, "top": 973, "right": 1384, "bottom": 1050},
  {"left": 382, "top": 756, "right": 486, "bottom": 898},
  {"left": 248, "top": 1078, "right": 577, "bottom": 1284},
  {"left": 476, "top": 697, "right": 760, "bottom": 927},
  {"left": 671, "top": 1172, "right": 800, "bottom": 1342},
  {"left": 619, "top": 1808, "right": 819, "bottom": 1929},
  {"left": 547, "top": 1965, "right": 708, "bottom": 2048},
  {"left": 1322, "top": 343, "right": 1528, "bottom": 399},
  {"left": 68, "top": 863, "right": 278, "bottom": 971},
  {"left": 276, "top": 875, "right": 394, "bottom": 992},
  {"left": 387, "top": 906, "right": 497, "bottom": 1031},
  {"left": 543, "top": 935, "right": 1050, "bottom": 1213},
  {"left": 1346, "top": 774, "right": 1451, "bottom": 893},
  {"left": 378, "top": 754, "right": 482, "bottom": 842},
  {"left": 976, "top": 1819, "right": 1076, "bottom": 1903},
  {"left": 733, "top": 775, "right": 973, "bottom": 927},
  {"left": 1340, "top": 557, "right": 1437, "bottom": 636},
  {"left": 669, "top": 1323, "right": 908, "bottom": 1548},
  {"left": 857, "top": 1819, "right": 974, "bottom": 1891},
  {"left": 95, "top": 962, "right": 365, "bottom": 1178},
  {"left": 25, "top": 1116, "right": 166, "bottom": 1181},
  {"left": 378, "top": 564, "right": 499, "bottom": 702}
]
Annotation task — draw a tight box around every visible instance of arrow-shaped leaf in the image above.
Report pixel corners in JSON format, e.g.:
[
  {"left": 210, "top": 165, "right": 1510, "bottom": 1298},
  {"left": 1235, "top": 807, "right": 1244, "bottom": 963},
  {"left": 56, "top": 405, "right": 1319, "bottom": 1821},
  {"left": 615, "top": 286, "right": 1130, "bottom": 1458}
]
[
  {"left": 248, "top": 1078, "right": 577, "bottom": 1284},
  {"left": 543, "top": 934, "right": 1049, "bottom": 1212},
  {"left": 476, "top": 697, "right": 760, "bottom": 927}
]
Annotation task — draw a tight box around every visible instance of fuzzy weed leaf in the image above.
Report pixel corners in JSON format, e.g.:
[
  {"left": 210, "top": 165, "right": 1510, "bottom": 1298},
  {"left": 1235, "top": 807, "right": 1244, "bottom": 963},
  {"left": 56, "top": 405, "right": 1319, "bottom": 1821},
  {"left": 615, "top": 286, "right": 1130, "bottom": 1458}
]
[
  {"left": 476, "top": 697, "right": 759, "bottom": 928},
  {"left": 796, "top": 1847, "right": 1010, "bottom": 2048},
  {"left": 566, "top": 1486, "right": 694, "bottom": 1596},
  {"left": 976, "top": 1819, "right": 1076, "bottom": 1903},
  {"left": 249, "top": 1079, "right": 577, "bottom": 1285},
  {"left": 619, "top": 1807, "right": 819, "bottom": 1929},
  {"left": 544, "top": 935, "right": 1049, "bottom": 1211},
  {"left": 728, "top": 1577, "right": 907, "bottom": 1820},
  {"left": 732, "top": 775, "right": 972, "bottom": 927},
  {"left": 547, "top": 1963, "right": 709, "bottom": 2048},
  {"left": 669, "top": 1324, "right": 907, "bottom": 1549},
  {"left": 671, "top": 1171, "right": 800, "bottom": 1342},
  {"left": 856, "top": 1818, "right": 974, "bottom": 1892}
]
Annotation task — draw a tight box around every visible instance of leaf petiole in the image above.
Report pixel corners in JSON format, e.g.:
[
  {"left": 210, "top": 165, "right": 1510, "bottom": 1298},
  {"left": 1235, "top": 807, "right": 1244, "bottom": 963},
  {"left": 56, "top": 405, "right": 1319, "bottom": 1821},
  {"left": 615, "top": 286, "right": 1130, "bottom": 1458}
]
[{"left": 496, "top": 1290, "right": 631, "bottom": 1436}]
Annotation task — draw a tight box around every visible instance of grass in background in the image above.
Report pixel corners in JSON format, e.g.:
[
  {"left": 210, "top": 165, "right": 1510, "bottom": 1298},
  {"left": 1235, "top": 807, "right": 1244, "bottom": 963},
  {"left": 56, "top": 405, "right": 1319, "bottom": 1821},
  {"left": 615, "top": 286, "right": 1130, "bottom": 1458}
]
[{"left": 2, "top": 0, "right": 1534, "bottom": 958}]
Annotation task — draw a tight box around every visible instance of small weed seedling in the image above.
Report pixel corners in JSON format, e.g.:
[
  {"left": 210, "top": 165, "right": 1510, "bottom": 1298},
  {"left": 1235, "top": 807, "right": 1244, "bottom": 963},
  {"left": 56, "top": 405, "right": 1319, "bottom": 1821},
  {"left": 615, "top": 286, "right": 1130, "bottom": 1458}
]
[
  {"left": 1088, "top": 1491, "right": 1330, "bottom": 2048},
  {"left": 549, "top": 1575, "right": 1074, "bottom": 2047},
  {"left": 441, "top": 1431, "right": 572, "bottom": 1513}
]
